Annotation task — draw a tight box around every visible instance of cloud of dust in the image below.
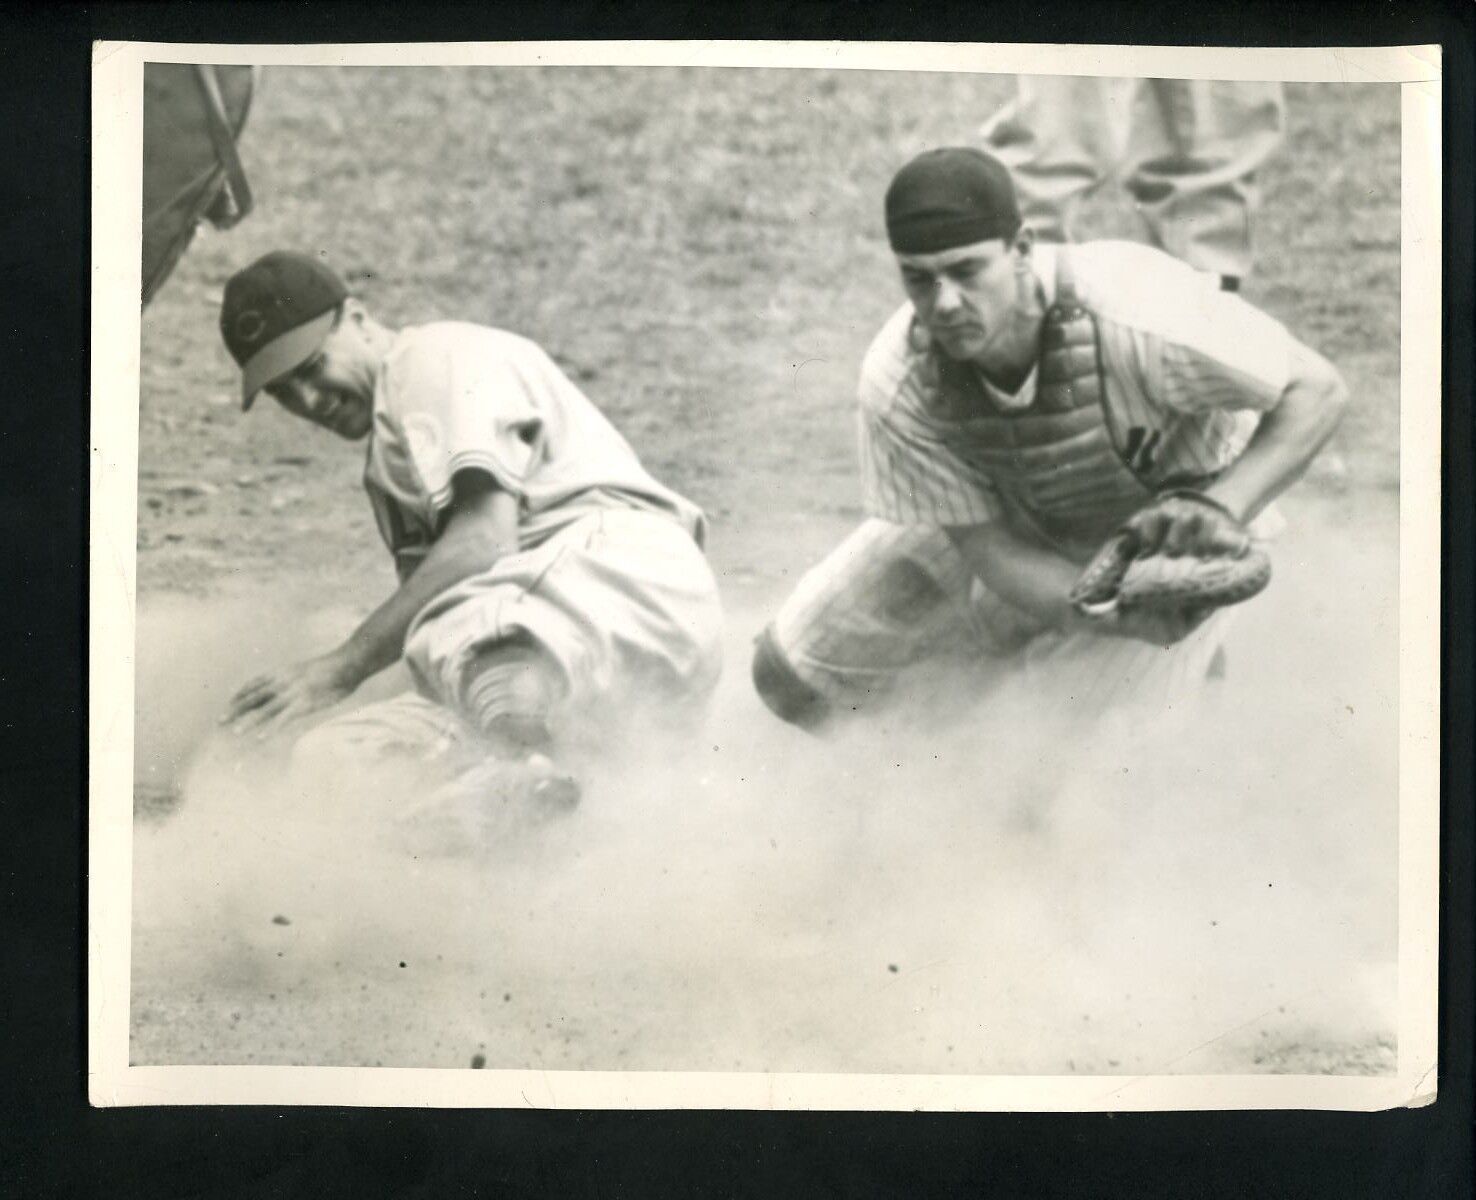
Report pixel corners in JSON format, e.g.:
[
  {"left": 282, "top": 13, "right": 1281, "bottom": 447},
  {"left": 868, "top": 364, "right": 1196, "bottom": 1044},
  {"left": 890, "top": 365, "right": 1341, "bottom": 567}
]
[{"left": 130, "top": 508, "right": 1400, "bottom": 1075}]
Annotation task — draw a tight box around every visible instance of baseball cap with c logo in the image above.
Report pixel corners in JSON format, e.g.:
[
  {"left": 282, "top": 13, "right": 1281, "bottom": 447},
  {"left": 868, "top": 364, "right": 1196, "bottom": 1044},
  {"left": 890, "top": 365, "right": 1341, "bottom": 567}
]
[{"left": 219, "top": 251, "right": 349, "bottom": 409}]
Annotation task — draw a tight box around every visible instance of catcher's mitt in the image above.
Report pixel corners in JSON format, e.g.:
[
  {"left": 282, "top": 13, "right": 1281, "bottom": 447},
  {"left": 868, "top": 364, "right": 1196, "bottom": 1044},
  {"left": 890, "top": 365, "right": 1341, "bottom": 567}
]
[{"left": 1070, "top": 490, "right": 1271, "bottom": 619}]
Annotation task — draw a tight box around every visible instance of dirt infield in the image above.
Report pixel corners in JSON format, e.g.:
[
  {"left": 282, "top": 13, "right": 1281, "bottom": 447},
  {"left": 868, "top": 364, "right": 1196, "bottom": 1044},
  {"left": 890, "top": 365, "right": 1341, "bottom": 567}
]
[{"left": 128, "top": 69, "right": 1401, "bottom": 1076}]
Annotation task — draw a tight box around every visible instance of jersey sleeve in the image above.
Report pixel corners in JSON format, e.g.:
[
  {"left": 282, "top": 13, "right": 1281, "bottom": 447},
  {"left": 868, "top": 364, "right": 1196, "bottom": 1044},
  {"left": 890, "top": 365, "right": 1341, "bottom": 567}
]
[
  {"left": 379, "top": 329, "right": 543, "bottom": 517},
  {"left": 1137, "top": 286, "right": 1297, "bottom": 418},
  {"left": 857, "top": 319, "right": 1003, "bottom": 527}
]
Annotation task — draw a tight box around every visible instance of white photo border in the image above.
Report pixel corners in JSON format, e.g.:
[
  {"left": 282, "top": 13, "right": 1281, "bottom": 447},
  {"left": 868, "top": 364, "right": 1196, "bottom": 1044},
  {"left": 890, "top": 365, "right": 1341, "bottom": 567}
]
[{"left": 89, "top": 39, "right": 1443, "bottom": 1111}]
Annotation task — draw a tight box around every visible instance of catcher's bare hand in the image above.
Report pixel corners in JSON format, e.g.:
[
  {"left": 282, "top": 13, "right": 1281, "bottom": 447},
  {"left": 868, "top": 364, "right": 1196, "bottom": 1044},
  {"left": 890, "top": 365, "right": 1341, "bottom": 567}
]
[
  {"left": 1121, "top": 489, "right": 1250, "bottom": 559},
  {"left": 222, "top": 650, "right": 358, "bottom": 737}
]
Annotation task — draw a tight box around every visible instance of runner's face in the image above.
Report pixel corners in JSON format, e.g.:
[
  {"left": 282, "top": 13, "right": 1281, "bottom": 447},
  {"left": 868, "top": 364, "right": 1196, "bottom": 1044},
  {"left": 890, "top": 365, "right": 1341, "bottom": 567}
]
[
  {"left": 897, "top": 236, "right": 1037, "bottom": 371},
  {"left": 265, "top": 316, "right": 377, "bottom": 441}
]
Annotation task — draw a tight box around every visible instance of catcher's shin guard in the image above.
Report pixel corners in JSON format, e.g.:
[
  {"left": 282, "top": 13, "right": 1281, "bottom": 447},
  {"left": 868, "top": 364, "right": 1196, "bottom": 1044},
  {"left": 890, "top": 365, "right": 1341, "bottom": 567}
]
[{"left": 752, "top": 624, "right": 833, "bottom": 732}]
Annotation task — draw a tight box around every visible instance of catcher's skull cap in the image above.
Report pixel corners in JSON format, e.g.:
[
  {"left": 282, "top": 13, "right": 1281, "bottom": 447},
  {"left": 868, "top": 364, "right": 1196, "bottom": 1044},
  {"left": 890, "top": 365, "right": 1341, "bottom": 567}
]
[
  {"left": 220, "top": 251, "right": 348, "bottom": 409},
  {"left": 885, "top": 147, "right": 1022, "bottom": 254}
]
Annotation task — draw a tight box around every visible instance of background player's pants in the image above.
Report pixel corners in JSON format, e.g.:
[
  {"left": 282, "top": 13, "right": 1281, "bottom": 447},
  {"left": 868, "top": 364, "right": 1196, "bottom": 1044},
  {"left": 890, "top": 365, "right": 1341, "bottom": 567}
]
[
  {"left": 763, "top": 519, "right": 1231, "bottom": 726},
  {"left": 981, "top": 76, "right": 1286, "bottom": 282},
  {"left": 294, "top": 509, "right": 724, "bottom": 771}
]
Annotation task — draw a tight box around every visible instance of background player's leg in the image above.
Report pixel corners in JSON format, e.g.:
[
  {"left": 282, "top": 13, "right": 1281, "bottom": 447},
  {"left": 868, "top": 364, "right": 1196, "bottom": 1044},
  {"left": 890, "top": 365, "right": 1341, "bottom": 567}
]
[
  {"left": 1124, "top": 79, "right": 1286, "bottom": 285},
  {"left": 981, "top": 75, "right": 1126, "bottom": 244},
  {"left": 756, "top": 519, "right": 980, "bottom": 730}
]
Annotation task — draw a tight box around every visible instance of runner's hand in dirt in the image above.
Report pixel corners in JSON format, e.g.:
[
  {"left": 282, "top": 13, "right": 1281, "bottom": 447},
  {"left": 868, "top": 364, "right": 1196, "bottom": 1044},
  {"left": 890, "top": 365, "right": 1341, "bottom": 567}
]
[{"left": 223, "top": 649, "right": 361, "bottom": 736}]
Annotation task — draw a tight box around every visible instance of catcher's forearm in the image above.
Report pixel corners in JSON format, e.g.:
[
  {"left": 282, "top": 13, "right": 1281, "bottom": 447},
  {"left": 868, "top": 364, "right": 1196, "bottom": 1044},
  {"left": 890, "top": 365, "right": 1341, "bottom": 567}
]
[
  {"left": 1204, "top": 344, "right": 1348, "bottom": 523},
  {"left": 944, "top": 522, "right": 1080, "bottom": 629}
]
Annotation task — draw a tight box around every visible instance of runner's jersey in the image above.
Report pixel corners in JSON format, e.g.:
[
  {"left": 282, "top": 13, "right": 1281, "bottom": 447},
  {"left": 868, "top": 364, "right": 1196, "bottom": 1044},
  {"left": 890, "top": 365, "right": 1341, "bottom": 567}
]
[
  {"left": 363, "top": 322, "right": 706, "bottom": 578},
  {"left": 858, "top": 241, "right": 1296, "bottom": 555}
]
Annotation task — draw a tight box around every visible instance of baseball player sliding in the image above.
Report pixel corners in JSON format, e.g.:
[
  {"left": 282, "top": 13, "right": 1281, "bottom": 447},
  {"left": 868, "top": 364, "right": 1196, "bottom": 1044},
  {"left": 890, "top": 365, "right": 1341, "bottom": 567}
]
[
  {"left": 752, "top": 147, "right": 1347, "bottom": 730},
  {"left": 218, "top": 252, "right": 723, "bottom": 812}
]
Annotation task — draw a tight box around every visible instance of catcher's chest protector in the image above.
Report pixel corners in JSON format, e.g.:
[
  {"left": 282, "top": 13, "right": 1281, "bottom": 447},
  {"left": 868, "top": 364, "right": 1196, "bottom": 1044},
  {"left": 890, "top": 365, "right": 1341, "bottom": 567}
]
[{"left": 927, "top": 251, "right": 1151, "bottom": 545}]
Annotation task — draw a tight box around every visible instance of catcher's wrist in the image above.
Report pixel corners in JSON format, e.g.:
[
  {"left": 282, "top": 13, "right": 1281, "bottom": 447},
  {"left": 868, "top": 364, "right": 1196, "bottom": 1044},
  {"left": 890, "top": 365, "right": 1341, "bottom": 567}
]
[{"left": 1188, "top": 485, "right": 1250, "bottom": 526}]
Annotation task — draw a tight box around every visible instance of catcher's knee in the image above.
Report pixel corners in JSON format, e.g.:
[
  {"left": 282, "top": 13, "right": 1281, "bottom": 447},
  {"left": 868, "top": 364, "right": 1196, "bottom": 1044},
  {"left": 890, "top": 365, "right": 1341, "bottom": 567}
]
[{"left": 752, "top": 624, "right": 833, "bottom": 732}]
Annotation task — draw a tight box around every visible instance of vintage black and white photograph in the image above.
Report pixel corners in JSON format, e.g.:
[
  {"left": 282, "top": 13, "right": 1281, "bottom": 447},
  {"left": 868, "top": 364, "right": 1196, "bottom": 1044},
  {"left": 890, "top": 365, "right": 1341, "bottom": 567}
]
[{"left": 89, "top": 42, "right": 1440, "bottom": 1110}]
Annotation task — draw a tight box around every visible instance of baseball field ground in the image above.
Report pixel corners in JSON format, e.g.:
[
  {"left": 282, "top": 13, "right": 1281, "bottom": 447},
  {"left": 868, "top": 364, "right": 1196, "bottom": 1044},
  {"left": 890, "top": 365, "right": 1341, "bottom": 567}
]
[{"left": 129, "top": 68, "right": 1401, "bottom": 1076}]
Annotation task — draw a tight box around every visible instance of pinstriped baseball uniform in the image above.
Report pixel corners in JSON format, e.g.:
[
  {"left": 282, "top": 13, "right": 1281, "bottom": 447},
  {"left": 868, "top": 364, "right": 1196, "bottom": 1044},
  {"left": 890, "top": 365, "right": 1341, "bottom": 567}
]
[
  {"left": 298, "top": 323, "right": 724, "bottom": 763},
  {"left": 773, "top": 240, "right": 1295, "bottom": 715}
]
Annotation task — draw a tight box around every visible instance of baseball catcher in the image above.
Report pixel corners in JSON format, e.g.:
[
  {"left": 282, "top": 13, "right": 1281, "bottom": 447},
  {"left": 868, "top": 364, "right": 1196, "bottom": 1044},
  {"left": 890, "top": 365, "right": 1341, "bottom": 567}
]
[
  {"left": 753, "top": 147, "right": 1347, "bottom": 730},
  {"left": 215, "top": 252, "right": 724, "bottom": 820}
]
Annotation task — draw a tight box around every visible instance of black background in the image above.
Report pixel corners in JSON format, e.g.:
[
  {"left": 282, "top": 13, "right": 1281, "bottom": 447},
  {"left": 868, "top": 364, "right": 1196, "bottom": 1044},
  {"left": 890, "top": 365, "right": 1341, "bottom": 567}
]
[{"left": 2, "top": 1, "right": 1470, "bottom": 1196}]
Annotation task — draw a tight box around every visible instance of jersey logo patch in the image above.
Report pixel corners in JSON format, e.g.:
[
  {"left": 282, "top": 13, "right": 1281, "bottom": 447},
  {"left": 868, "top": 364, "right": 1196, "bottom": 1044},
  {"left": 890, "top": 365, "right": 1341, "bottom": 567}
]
[{"left": 402, "top": 411, "right": 445, "bottom": 470}]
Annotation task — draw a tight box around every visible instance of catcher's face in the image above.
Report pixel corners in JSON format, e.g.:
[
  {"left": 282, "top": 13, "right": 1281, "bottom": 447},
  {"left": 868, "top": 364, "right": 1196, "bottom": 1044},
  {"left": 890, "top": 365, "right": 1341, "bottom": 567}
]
[
  {"left": 264, "top": 305, "right": 379, "bottom": 441},
  {"left": 898, "top": 233, "right": 1041, "bottom": 377}
]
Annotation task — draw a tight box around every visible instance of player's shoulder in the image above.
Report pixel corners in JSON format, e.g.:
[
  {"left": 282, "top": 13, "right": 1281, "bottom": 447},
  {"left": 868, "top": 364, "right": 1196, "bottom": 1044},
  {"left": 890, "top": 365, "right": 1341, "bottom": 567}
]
[
  {"left": 1066, "top": 241, "right": 1287, "bottom": 344},
  {"left": 387, "top": 320, "right": 540, "bottom": 366},
  {"left": 381, "top": 323, "right": 559, "bottom": 402},
  {"left": 859, "top": 303, "right": 927, "bottom": 416},
  {"left": 1066, "top": 241, "right": 1210, "bottom": 317}
]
